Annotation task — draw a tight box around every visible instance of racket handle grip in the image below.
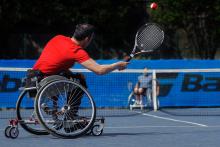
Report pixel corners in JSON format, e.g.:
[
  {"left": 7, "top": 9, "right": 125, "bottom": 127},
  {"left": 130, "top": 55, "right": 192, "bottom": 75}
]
[
  {"left": 125, "top": 57, "right": 131, "bottom": 62},
  {"left": 124, "top": 55, "right": 133, "bottom": 62}
]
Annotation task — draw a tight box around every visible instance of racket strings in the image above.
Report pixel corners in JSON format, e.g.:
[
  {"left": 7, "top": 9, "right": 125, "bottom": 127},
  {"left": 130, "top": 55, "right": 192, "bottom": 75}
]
[{"left": 137, "top": 25, "right": 164, "bottom": 51}]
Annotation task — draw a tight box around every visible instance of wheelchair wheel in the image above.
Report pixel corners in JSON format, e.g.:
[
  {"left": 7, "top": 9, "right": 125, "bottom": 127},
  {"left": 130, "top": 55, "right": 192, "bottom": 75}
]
[
  {"left": 16, "top": 90, "right": 49, "bottom": 135},
  {"left": 35, "top": 80, "right": 96, "bottom": 139},
  {"left": 5, "top": 126, "right": 11, "bottom": 138},
  {"left": 9, "top": 126, "right": 19, "bottom": 139},
  {"left": 91, "top": 125, "right": 103, "bottom": 136},
  {"left": 128, "top": 92, "right": 136, "bottom": 107}
]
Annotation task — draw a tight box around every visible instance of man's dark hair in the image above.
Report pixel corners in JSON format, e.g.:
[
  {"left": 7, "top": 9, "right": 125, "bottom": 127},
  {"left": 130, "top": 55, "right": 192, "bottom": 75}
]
[{"left": 73, "top": 24, "right": 95, "bottom": 41}]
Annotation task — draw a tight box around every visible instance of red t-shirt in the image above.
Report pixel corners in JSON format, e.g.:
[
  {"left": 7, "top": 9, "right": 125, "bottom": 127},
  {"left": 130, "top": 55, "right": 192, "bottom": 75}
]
[{"left": 33, "top": 35, "right": 90, "bottom": 75}]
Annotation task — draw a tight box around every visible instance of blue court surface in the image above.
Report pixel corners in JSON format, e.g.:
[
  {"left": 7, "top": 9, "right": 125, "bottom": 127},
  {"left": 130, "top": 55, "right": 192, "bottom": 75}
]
[{"left": 1, "top": 109, "right": 220, "bottom": 147}]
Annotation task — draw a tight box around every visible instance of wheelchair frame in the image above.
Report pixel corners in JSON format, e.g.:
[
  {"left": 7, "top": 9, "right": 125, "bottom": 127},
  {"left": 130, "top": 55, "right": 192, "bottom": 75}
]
[
  {"left": 5, "top": 75, "right": 105, "bottom": 139},
  {"left": 128, "top": 88, "right": 159, "bottom": 111}
]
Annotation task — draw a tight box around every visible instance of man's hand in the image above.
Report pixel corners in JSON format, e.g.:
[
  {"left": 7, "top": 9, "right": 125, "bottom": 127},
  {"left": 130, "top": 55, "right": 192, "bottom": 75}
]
[{"left": 116, "top": 61, "right": 129, "bottom": 70}]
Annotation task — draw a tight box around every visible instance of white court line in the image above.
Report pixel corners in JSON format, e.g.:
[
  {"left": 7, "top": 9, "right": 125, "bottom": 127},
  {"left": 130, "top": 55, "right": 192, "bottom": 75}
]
[
  {"left": 105, "top": 126, "right": 204, "bottom": 129},
  {"left": 106, "top": 125, "right": 220, "bottom": 129},
  {"left": 135, "top": 111, "right": 208, "bottom": 127}
]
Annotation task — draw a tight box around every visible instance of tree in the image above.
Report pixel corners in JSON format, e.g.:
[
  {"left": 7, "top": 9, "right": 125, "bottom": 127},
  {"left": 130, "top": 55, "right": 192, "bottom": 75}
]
[
  {"left": 0, "top": 0, "right": 149, "bottom": 59},
  {"left": 150, "top": 0, "right": 220, "bottom": 59},
  {"left": 3, "top": 0, "right": 219, "bottom": 59}
]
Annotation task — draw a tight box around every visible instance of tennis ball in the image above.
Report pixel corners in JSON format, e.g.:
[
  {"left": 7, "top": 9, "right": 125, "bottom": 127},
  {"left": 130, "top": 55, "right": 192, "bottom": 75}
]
[{"left": 150, "top": 2, "right": 158, "bottom": 10}]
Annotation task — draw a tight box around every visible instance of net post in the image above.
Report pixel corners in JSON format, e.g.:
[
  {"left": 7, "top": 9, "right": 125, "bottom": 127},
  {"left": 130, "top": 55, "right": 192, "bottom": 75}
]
[{"left": 152, "top": 70, "right": 158, "bottom": 111}]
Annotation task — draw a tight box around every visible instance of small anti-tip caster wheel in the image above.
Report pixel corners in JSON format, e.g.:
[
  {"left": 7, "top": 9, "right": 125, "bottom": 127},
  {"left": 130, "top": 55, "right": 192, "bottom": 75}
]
[
  {"left": 91, "top": 125, "right": 103, "bottom": 136},
  {"left": 5, "top": 126, "right": 12, "bottom": 138},
  {"left": 9, "top": 126, "right": 19, "bottom": 139}
]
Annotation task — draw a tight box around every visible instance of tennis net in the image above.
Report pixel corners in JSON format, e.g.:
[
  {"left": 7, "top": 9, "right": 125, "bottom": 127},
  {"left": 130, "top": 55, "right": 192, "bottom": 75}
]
[
  {"left": 0, "top": 67, "right": 220, "bottom": 118},
  {"left": 0, "top": 68, "right": 147, "bottom": 119}
]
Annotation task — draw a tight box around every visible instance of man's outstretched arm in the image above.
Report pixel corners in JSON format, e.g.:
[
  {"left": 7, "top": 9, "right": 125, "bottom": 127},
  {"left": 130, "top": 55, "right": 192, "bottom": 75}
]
[{"left": 81, "top": 58, "right": 129, "bottom": 75}]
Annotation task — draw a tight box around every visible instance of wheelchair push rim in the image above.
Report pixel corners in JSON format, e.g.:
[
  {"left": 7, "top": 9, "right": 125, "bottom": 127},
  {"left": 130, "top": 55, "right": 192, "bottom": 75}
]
[{"left": 35, "top": 79, "right": 96, "bottom": 138}]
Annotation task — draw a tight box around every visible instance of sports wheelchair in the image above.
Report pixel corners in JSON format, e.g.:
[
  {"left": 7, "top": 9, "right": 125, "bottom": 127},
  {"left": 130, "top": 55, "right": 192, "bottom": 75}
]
[
  {"left": 5, "top": 71, "right": 104, "bottom": 139},
  {"left": 128, "top": 88, "right": 159, "bottom": 110}
]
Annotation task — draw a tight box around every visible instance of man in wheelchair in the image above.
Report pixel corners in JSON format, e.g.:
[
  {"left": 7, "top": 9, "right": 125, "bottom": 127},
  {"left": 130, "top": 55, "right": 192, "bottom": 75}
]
[
  {"left": 133, "top": 68, "right": 159, "bottom": 107},
  {"left": 26, "top": 23, "right": 129, "bottom": 132}
]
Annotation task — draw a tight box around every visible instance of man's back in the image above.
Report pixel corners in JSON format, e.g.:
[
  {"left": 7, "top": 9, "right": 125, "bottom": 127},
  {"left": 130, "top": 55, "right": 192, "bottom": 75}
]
[{"left": 33, "top": 35, "right": 90, "bottom": 75}]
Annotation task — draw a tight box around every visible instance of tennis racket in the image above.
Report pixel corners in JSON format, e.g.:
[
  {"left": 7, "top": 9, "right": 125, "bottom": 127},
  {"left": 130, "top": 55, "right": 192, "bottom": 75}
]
[{"left": 125, "top": 23, "right": 164, "bottom": 61}]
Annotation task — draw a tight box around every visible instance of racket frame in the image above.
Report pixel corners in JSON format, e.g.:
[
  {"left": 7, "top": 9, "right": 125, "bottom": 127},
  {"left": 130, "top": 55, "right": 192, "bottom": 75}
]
[{"left": 127, "top": 23, "right": 164, "bottom": 61}]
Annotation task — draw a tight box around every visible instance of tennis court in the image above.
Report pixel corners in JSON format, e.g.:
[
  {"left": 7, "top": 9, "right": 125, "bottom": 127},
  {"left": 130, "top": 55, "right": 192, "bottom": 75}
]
[
  {"left": 1, "top": 0, "right": 220, "bottom": 146},
  {"left": 1, "top": 109, "right": 220, "bottom": 147}
]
